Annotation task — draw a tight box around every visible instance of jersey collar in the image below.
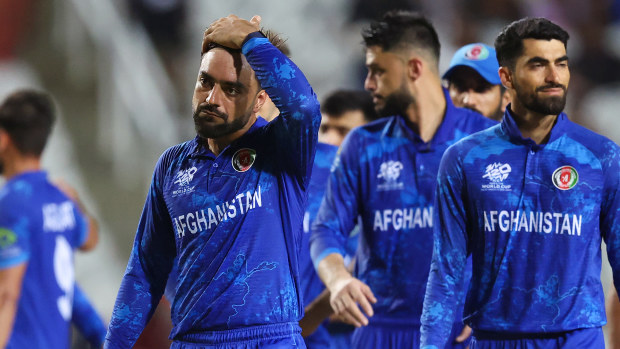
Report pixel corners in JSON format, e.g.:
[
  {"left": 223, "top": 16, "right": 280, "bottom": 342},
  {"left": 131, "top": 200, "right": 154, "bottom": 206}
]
[
  {"left": 500, "top": 105, "right": 568, "bottom": 149},
  {"left": 394, "top": 88, "right": 459, "bottom": 152}
]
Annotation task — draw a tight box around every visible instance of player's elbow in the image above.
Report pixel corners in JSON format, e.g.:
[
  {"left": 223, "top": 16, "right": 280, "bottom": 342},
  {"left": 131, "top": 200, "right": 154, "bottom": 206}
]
[{"left": 79, "top": 219, "right": 100, "bottom": 251}]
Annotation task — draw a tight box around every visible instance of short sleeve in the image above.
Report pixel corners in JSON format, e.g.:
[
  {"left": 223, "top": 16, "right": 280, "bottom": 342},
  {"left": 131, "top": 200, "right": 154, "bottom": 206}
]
[{"left": 0, "top": 201, "right": 30, "bottom": 268}]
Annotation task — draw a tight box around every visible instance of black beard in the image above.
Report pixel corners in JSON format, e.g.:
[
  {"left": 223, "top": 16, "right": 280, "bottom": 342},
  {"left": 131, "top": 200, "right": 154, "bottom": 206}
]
[
  {"left": 0, "top": 159, "right": 3, "bottom": 176},
  {"left": 193, "top": 104, "right": 252, "bottom": 139},
  {"left": 377, "top": 90, "right": 415, "bottom": 118},
  {"left": 516, "top": 82, "right": 567, "bottom": 115}
]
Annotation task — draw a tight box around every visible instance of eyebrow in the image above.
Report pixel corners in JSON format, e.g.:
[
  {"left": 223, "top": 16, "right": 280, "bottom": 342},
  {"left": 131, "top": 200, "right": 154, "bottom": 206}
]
[
  {"left": 199, "top": 71, "right": 246, "bottom": 91},
  {"left": 526, "top": 55, "right": 569, "bottom": 65}
]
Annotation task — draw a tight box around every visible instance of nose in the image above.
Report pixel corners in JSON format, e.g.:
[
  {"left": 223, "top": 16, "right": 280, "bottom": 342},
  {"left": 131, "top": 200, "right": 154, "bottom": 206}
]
[
  {"left": 461, "top": 90, "right": 477, "bottom": 108},
  {"left": 364, "top": 72, "right": 376, "bottom": 92},
  {"left": 545, "top": 66, "right": 561, "bottom": 84},
  {"left": 206, "top": 84, "right": 222, "bottom": 105},
  {"left": 319, "top": 128, "right": 342, "bottom": 147}
]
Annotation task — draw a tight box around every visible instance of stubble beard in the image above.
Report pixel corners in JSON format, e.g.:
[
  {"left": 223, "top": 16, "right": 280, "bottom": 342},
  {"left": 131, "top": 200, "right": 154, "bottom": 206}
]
[
  {"left": 193, "top": 104, "right": 253, "bottom": 139},
  {"left": 514, "top": 79, "right": 567, "bottom": 116},
  {"left": 377, "top": 80, "right": 415, "bottom": 118}
]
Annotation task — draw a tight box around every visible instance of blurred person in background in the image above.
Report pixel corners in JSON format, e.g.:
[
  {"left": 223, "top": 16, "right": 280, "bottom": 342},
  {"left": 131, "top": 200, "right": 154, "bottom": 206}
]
[
  {"left": 0, "top": 89, "right": 99, "bottom": 348},
  {"left": 299, "top": 90, "right": 377, "bottom": 348},
  {"left": 310, "top": 10, "right": 495, "bottom": 348},
  {"left": 318, "top": 90, "right": 378, "bottom": 147},
  {"left": 443, "top": 43, "right": 509, "bottom": 121},
  {"left": 421, "top": 17, "right": 620, "bottom": 349},
  {"left": 105, "top": 14, "right": 321, "bottom": 348}
]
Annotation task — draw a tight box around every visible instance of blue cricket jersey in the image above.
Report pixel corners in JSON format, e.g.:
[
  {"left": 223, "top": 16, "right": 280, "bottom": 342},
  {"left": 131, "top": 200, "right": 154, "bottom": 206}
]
[
  {"left": 310, "top": 92, "right": 496, "bottom": 327},
  {"left": 104, "top": 36, "right": 321, "bottom": 347},
  {"left": 300, "top": 142, "right": 338, "bottom": 348},
  {"left": 420, "top": 108, "right": 620, "bottom": 348},
  {"left": 0, "top": 171, "right": 88, "bottom": 349}
]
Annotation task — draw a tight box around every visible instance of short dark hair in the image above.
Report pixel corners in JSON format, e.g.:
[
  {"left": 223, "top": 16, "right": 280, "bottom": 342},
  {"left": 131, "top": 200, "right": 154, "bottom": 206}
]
[
  {"left": 495, "top": 17, "right": 569, "bottom": 70},
  {"left": 362, "top": 10, "right": 440, "bottom": 64},
  {"left": 320, "top": 90, "right": 378, "bottom": 122},
  {"left": 0, "top": 89, "right": 55, "bottom": 157},
  {"left": 202, "top": 29, "right": 290, "bottom": 56}
]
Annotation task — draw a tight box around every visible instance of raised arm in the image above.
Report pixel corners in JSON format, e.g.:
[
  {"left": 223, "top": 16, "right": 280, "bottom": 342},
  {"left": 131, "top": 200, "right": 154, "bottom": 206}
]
[
  {"left": 53, "top": 179, "right": 99, "bottom": 251},
  {"left": 104, "top": 152, "right": 177, "bottom": 348},
  {"left": 203, "top": 14, "right": 321, "bottom": 184},
  {"left": 420, "top": 146, "right": 469, "bottom": 349}
]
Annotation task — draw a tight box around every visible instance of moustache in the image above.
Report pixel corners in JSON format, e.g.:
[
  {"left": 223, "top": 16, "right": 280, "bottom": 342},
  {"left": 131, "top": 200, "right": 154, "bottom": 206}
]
[
  {"left": 536, "top": 83, "right": 566, "bottom": 92},
  {"left": 194, "top": 104, "right": 227, "bottom": 120}
]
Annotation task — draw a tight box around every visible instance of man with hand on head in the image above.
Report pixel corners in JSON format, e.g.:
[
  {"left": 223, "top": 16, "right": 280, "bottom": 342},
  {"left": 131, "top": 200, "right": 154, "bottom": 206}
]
[
  {"left": 310, "top": 10, "right": 495, "bottom": 348},
  {"left": 444, "top": 43, "right": 508, "bottom": 121},
  {"left": 421, "top": 17, "right": 620, "bottom": 348},
  {"left": 105, "top": 14, "right": 320, "bottom": 348}
]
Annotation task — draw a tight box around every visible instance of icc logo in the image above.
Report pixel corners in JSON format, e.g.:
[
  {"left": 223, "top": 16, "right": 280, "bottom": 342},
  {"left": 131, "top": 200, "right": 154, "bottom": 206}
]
[
  {"left": 174, "top": 167, "right": 198, "bottom": 187},
  {"left": 482, "top": 163, "right": 511, "bottom": 182},
  {"left": 378, "top": 161, "right": 404, "bottom": 183}
]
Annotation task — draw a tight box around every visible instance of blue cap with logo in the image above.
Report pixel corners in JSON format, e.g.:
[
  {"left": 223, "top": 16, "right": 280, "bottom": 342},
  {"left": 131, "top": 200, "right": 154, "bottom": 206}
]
[{"left": 443, "top": 43, "right": 501, "bottom": 85}]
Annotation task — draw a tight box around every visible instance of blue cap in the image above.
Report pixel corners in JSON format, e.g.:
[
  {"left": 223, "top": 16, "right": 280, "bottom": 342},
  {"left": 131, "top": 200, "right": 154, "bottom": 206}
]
[{"left": 443, "top": 43, "right": 501, "bottom": 85}]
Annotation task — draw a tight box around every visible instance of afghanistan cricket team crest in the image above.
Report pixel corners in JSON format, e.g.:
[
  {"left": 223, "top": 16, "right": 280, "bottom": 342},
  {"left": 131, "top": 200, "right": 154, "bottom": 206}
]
[
  {"left": 232, "top": 148, "right": 256, "bottom": 172},
  {"left": 552, "top": 165, "right": 578, "bottom": 190},
  {"left": 465, "top": 44, "right": 489, "bottom": 61}
]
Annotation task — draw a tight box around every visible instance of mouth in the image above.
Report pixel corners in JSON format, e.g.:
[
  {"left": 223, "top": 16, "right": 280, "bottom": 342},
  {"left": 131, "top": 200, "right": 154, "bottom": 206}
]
[
  {"left": 537, "top": 86, "right": 565, "bottom": 95},
  {"left": 195, "top": 109, "right": 225, "bottom": 121}
]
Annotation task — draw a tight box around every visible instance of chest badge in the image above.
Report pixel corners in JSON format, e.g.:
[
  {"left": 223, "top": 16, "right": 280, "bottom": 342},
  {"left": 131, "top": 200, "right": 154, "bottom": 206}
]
[
  {"left": 232, "top": 148, "right": 256, "bottom": 172},
  {"left": 552, "top": 166, "right": 578, "bottom": 190},
  {"left": 377, "top": 160, "right": 404, "bottom": 191}
]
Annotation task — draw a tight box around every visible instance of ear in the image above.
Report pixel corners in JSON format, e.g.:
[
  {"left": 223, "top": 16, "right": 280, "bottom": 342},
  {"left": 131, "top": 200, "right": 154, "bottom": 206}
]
[
  {"left": 499, "top": 66, "right": 513, "bottom": 90},
  {"left": 252, "top": 90, "right": 268, "bottom": 114},
  {"left": 407, "top": 57, "right": 423, "bottom": 82},
  {"left": 0, "top": 129, "right": 9, "bottom": 152}
]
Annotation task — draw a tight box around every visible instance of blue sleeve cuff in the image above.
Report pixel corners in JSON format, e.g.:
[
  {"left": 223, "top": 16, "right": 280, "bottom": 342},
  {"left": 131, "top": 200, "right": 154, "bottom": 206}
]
[
  {"left": 242, "top": 37, "right": 270, "bottom": 56},
  {"left": 313, "top": 247, "right": 344, "bottom": 270},
  {"left": 0, "top": 252, "right": 29, "bottom": 269}
]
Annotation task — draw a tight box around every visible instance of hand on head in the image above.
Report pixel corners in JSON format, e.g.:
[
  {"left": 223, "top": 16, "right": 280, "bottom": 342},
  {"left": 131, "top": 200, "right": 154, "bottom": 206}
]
[{"left": 202, "top": 15, "right": 261, "bottom": 54}]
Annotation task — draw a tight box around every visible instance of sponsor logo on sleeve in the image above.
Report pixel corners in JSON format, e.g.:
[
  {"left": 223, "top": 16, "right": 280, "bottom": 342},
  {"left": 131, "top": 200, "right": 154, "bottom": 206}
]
[
  {"left": 232, "top": 148, "right": 256, "bottom": 172},
  {"left": 377, "top": 161, "right": 404, "bottom": 191},
  {"left": 481, "top": 162, "right": 512, "bottom": 191},
  {"left": 0, "top": 228, "right": 17, "bottom": 248},
  {"left": 552, "top": 166, "right": 578, "bottom": 190}
]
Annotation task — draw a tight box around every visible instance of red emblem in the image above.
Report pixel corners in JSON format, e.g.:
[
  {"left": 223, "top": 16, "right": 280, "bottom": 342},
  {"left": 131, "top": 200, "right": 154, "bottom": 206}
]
[{"left": 232, "top": 148, "right": 256, "bottom": 172}]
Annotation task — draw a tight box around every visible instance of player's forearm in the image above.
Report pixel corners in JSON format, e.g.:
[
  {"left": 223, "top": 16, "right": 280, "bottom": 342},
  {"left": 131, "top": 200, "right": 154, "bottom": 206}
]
[
  {"left": 243, "top": 36, "right": 319, "bottom": 123},
  {"left": 0, "top": 293, "right": 19, "bottom": 348},
  {"left": 300, "top": 288, "right": 333, "bottom": 337},
  {"left": 316, "top": 253, "right": 351, "bottom": 292}
]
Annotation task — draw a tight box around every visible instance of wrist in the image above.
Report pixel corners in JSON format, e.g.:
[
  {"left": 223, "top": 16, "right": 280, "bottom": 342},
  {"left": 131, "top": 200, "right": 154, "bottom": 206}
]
[{"left": 241, "top": 31, "right": 266, "bottom": 48}]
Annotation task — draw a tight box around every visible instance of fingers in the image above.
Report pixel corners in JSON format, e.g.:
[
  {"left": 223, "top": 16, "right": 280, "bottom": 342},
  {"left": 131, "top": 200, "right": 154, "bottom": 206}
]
[
  {"left": 330, "top": 281, "right": 375, "bottom": 327},
  {"left": 361, "top": 283, "right": 377, "bottom": 304},
  {"left": 250, "top": 15, "right": 261, "bottom": 27},
  {"left": 455, "top": 325, "right": 473, "bottom": 343}
]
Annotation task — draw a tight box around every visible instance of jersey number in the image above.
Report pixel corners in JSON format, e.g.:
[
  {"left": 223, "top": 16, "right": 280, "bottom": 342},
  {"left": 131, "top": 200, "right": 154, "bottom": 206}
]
[{"left": 53, "top": 235, "right": 74, "bottom": 321}]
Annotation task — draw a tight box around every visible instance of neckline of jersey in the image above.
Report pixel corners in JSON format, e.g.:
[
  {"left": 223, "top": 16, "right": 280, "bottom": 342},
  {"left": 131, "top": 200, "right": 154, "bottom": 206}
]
[{"left": 500, "top": 107, "right": 568, "bottom": 150}]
